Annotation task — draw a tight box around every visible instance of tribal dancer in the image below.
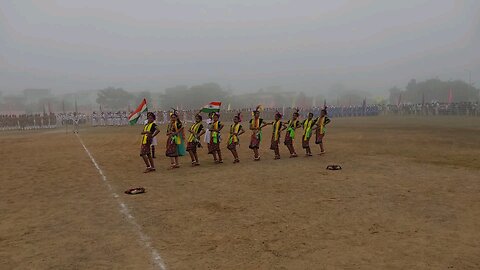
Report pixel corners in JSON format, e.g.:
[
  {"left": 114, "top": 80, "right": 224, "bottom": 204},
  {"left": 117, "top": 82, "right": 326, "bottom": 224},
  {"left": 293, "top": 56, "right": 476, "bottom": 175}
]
[
  {"left": 227, "top": 113, "right": 245, "bottom": 163},
  {"left": 186, "top": 114, "right": 205, "bottom": 166},
  {"left": 282, "top": 109, "right": 301, "bottom": 158},
  {"left": 140, "top": 112, "right": 160, "bottom": 173},
  {"left": 270, "top": 111, "right": 283, "bottom": 160},
  {"left": 313, "top": 108, "right": 331, "bottom": 155},
  {"left": 249, "top": 105, "right": 268, "bottom": 161},
  {"left": 165, "top": 110, "right": 185, "bottom": 168},
  {"left": 208, "top": 112, "right": 224, "bottom": 163},
  {"left": 144, "top": 117, "right": 158, "bottom": 158},
  {"left": 301, "top": 112, "right": 315, "bottom": 156}
]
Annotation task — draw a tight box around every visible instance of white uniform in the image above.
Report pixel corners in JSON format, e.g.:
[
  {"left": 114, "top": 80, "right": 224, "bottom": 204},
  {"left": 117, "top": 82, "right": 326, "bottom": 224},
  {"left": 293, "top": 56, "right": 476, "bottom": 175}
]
[
  {"left": 204, "top": 118, "right": 212, "bottom": 143},
  {"left": 163, "top": 111, "right": 168, "bottom": 124},
  {"left": 73, "top": 117, "right": 80, "bottom": 133}
]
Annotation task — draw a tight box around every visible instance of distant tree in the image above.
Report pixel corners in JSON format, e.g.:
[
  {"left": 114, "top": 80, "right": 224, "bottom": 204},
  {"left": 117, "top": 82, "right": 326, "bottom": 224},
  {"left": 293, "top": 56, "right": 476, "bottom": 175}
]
[
  {"left": 328, "top": 83, "right": 369, "bottom": 105},
  {"left": 32, "top": 97, "right": 58, "bottom": 114},
  {"left": 338, "top": 92, "right": 364, "bottom": 106},
  {"left": 296, "top": 92, "right": 308, "bottom": 108},
  {"left": 390, "top": 78, "right": 479, "bottom": 104},
  {"left": 406, "top": 79, "right": 417, "bottom": 92},
  {"left": 159, "top": 83, "right": 228, "bottom": 110},
  {"left": 159, "top": 85, "right": 189, "bottom": 109},
  {"left": 0, "top": 94, "right": 26, "bottom": 112},
  {"left": 188, "top": 82, "right": 228, "bottom": 108},
  {"left": 388, "top": 86, "right": 402, "bottom": 105},
  {"left": 272, "top": 92, "right": 289, "bottom": 108},
  {"left": 96, "top": 87, "right": 134, "bottom": 110}
]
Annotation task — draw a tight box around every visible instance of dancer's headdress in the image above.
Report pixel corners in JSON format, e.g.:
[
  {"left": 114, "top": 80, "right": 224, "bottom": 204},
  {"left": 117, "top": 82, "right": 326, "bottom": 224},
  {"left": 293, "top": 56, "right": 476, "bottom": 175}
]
[
  {"left": 234, "top": 112, "right": 242, "bottom": 122},
  {"left": 293, "top": 108, "right": 300, "bottom": 116},
  {"left": 252, "top": 105, "right": 263, "bottom": 116},
  {"left": 169, "top": 108, "right": 178, "bottom": 117}
]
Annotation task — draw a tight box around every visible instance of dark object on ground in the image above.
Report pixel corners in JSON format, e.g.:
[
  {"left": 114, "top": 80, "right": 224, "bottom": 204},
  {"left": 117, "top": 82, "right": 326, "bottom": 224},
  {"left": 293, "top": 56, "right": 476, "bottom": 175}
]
[
  {"left": 125, "top": 187, "right": 146, "bottom": 195},
  {"left": 326, "top": 165, "right": 342, "bottom": 170}
]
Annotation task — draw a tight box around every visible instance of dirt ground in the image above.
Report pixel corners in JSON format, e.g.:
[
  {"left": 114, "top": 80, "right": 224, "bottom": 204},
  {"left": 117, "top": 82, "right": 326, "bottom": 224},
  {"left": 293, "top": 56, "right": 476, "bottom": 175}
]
[{"left": 1, "top": 116, "right": 480, "bottom": 270}]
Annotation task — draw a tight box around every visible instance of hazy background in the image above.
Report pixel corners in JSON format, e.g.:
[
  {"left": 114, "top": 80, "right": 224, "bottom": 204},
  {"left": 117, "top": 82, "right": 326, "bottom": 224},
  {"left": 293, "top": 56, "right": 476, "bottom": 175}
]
[{"left": 1, "top": 0, "right": 479, "bottom": 111}]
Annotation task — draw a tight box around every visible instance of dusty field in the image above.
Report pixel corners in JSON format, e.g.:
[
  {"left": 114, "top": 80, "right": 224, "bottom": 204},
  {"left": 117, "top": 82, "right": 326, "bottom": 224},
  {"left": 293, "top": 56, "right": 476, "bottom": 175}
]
[{"left": 1, "top": 116, "right": 480, "bottom": 270}]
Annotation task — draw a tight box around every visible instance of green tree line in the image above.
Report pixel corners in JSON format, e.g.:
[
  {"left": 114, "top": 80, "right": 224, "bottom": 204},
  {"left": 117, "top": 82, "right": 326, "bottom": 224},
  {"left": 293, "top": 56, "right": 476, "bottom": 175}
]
[{"left": 389, "top": 78, "right": 479, "bottom": 104}]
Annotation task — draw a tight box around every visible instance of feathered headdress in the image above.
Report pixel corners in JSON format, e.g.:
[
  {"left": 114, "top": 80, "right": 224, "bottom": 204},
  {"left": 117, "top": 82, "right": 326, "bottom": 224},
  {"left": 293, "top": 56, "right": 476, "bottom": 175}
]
[
  {"left": 252, "top": 105, "right": 263, "bottom": 116},
  {"left": 169, "top": 108, "right": 178, "bottom": 117},
  {"left": 293, "top": 108, "right": 300, "bottom": 116}
]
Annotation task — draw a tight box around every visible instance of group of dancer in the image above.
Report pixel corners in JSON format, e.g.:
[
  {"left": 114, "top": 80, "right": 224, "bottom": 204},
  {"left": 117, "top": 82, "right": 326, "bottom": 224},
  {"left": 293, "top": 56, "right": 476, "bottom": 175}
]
[{"left": 139, "top": 106, "right": 330, "bottom": 173}]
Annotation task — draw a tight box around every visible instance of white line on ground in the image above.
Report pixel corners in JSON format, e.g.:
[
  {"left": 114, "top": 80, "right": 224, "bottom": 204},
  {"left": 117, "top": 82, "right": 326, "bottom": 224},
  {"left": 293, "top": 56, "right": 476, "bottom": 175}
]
[{"left": 76, "top": 134, "right": 166, "bottom": 270}]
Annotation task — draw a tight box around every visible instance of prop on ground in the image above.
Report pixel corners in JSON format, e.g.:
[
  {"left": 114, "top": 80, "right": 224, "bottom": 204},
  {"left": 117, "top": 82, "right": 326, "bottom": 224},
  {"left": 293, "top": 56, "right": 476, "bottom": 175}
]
[
  {"left": 125, "top": 187, "right": 146, "bottom": 195},
  {"left": 326, "top": 165, "right": 342, "bottom": 170}
]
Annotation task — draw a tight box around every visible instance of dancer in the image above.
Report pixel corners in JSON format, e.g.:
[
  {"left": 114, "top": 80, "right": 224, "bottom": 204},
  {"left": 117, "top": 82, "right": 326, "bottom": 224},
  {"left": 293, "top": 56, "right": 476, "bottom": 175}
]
[
  {"left": 144, "top": 117, "right": 158, "bottom": 158},
  {"left": 165, "top": 111, "right": 185, "bottom": 168},
  {"left": 301, "top": 112, "right": 315, "bottom": 156},
  {"left": 313, "top": 108, "right": 331, "bottom": 155},
  {"left": 208, "top": 112, "right": 224, "bottom": 163},
  {"left": 140, "top": 112, "right": 160, "bottom": 173},
  {"left": 249, "top": 106, "right": 268, "bottom": 161},
  {"left": 270, "top": 111, "right": 283, "bottom": 159},
  {"left": 283, "top": 109, "right": 301, "bottom": 158},
  {"left": 227, "top": 113, "right": 245, "bottom": 163},
  {"left": 186, "top": 114, "right": 205, "bottom": 166}
]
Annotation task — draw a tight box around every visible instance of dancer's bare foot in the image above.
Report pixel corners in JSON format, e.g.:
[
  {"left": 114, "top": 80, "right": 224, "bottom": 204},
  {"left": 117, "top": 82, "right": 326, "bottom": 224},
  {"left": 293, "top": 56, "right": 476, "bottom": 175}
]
[{"left": 143, "top": 167, "right": 155, "bottom": 173}]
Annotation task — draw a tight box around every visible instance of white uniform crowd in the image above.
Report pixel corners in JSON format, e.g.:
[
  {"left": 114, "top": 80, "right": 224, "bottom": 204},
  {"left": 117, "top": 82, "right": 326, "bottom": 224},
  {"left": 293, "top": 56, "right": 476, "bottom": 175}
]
[
  {"left": 2, "top": 102, "right": 478, "bottom": 132},
  {"left": 91, "top": 111, "right": 130, "bottom": 126}
]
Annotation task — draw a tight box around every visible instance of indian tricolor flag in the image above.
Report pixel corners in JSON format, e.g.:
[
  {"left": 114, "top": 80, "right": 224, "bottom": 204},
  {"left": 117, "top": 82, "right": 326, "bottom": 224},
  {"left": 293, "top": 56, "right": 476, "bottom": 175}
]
[
  {"left": 200, "top": 101, "right": 221, "bottom": 113},
  {"left": 128, "top": 98, "right": 148, "bottom": 125}
]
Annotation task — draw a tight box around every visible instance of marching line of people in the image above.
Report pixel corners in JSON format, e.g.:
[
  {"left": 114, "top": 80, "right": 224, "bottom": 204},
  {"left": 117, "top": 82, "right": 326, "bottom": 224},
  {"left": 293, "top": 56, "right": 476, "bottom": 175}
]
[
  {"left": 0, "top": 113, "right": 57, "bottom": 131},
  {"left": 139, "top": 106, "right": 330, "bottom": 173}
]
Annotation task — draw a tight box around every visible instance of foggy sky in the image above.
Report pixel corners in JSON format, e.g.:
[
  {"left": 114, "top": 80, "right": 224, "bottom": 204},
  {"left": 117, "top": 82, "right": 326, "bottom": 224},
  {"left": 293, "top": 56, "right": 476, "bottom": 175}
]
[{"left": 1, "top": 0, "right": 479, "bottom": 95}]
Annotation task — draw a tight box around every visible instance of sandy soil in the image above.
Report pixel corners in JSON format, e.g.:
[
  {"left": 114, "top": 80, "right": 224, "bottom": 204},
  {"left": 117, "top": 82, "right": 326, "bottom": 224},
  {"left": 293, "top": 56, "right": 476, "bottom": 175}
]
[{"left": 1, "top": 116, "right": 479, "bottom": 269}]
